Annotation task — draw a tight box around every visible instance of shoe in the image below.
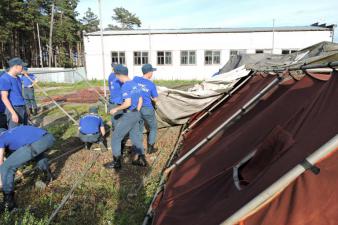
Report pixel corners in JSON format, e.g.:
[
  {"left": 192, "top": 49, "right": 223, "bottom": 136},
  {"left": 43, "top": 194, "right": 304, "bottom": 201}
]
[
  {"left": 0, "top": 192, "right": 17, "bottom": 212},
  {"left": 132, "top": 154, "right": 148, "bottom": 167},
  {"left": 33, "top": 108, "right": 38, "bottom": 116},
  {"left": 84, "top": 142, "right": 91, "bottom": 150},
  {"left": 104, "top": 156, "right": 121, "bottom": 170},
  {"left": 42, "top": 167, "right": 54, "bottom": 184},
  {"left": 29, "top": 108, "right": 33, "bottom": 115},
  {"left": 147, "top": 144, "right": 156, "bottom": 154}
]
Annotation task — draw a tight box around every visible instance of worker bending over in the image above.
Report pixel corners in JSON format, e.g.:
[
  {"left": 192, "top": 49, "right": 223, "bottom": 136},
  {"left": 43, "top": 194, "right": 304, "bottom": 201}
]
[{"left": 0, "top": 126, "right": 54, "bottom": 212}]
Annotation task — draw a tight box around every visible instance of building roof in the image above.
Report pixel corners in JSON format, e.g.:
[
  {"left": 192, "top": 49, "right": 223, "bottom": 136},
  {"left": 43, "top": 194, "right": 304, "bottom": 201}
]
[{"left": 85, "top": 26, "right": 333, "bottom": 36}]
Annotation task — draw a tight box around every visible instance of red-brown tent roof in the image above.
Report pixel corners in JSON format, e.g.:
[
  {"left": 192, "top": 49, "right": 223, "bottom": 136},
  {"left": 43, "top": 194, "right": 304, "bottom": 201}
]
[{"left": 151, "top": 71, "right": 338, "bottom": 225}]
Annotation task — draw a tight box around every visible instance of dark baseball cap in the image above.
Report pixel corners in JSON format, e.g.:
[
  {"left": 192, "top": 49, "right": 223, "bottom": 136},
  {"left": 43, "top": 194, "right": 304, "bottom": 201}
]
[
  {"left": 142, "top": 64, "right": 157, "bottom": 74},
  {"left": 89, "top": 106, "right": 98, "bottom": 114},
  {"left": 114, "top": 64, "right": 128, "bottom": 76},
  {"left": 8, "top": 57, "right": 28, "bottom": 68}
]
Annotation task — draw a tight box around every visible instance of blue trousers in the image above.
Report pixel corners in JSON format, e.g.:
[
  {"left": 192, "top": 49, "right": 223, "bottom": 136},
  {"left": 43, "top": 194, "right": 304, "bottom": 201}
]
[
  {"left": 0, "top": 113, "right": 7, "bottom": 129},
  {"left": 139, "top": 107, "right": 158, "bottom": 145},
  {"left": 23, "top": 87, "right": 38, "bottom": 110},
  {"left": 111, "top": 111, "right": 144, "bottom": 157},
  {"left": 5, "top": 105, "right": 28, "bottom": 129},
  {"left": 0, "top": 133, "right": 54, "bottom": 194},
  {"left": 108, "top": 103, "right": 124, "bottom": 130},
  {"left": 78, "top": 132, "right": 101, "bottom": 143}
]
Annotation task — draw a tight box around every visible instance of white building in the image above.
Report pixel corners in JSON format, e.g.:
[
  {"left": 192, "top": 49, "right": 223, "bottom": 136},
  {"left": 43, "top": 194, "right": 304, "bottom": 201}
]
[{"left": 83, "top": 25, "right": 334, "bottom": 80}]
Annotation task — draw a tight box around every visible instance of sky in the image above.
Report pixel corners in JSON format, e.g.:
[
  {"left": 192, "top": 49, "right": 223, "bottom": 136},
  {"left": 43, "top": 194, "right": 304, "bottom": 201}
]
[{"left": 77, "top": 0, "right": 338, "bottom": 41}]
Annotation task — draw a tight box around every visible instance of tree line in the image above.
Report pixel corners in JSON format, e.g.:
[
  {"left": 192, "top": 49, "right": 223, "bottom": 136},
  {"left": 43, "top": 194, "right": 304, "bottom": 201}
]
[{"left": 0, "top": 0, "right": 141, "bottom": 68}]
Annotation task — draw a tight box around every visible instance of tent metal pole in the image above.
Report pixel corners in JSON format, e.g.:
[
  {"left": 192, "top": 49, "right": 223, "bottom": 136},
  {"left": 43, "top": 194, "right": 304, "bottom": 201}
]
[
  {"left": 260, "top": 61, "right": 338, "bottom": 73},
  {"left": 23, "top": 74, "right": 79, "bottom": 125},
  {"left": 183, "top": 75, "right": 253, "bottom": 134},
  {"left": 164, "top": 75, "right": 283, "bottom": 176},
  {"left": 221, "top": 134, "right": 338, "bottom": 225}
]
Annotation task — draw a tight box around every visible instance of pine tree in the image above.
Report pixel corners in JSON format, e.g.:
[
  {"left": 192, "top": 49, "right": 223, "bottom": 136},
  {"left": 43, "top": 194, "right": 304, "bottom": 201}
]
[{"left": 80, "top": 8, "right": 99, "bottom": 33}]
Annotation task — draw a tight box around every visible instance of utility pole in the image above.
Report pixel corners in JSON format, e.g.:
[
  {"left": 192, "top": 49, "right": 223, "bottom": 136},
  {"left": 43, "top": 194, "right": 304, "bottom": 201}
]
[
  {"left": 272, "top": 19, "right": 275, "bottom": 54},
  {"left": 37, "top": 23, "right": 43, "bottom": 68},
  {"left": 48, "top": 1, "right": 55, "bottom": 67},
  {"left": 98, "top": 0, "right": 107, "bottom": 108}
]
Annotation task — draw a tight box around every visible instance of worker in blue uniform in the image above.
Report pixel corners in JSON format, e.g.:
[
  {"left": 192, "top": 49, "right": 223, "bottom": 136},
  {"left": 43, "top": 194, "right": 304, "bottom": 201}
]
[
  {"left": 108, "top": 63, "right": 123, "bottom": 129},
  {"left": 0, "top": 72, "right": 7, "bottom": 129},
  {"left": 0, "top": 126, "right": 54, "bottom": 212},
  {"left": 0, "top": 58, "right": 28, "bottom": 129},
  {"left": 133, "top": 64, "right": 159, "bottom": 154},
  {"left": 21, "top": 67, "right": 38, "bottom": 116},
  {"left": 105, "top": 65, "right": 147, "bottom": 170},
  {"left": 78, "top": 106, "right": 107, "bottom": 151}
]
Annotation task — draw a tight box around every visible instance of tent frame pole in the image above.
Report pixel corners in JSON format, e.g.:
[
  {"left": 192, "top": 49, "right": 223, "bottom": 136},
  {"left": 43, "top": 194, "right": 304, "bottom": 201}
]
[
  {"left": 260, "top": 61, "right": 338, "bottom": 73},
  {"left": 164, "top": 75, "right": 283, "bottom": 176},
  {"left": 221, "top": 134, "right": 338, "bottom": 225},
  {"left": 183, "top": 74, "right": 253, "bottom": 134}
]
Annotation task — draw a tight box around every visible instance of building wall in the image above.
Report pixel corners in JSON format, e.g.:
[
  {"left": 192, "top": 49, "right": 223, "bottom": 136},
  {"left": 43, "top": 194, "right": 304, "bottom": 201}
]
[{"left": 83, "top": 30, "right": 332, "bottom": 80}]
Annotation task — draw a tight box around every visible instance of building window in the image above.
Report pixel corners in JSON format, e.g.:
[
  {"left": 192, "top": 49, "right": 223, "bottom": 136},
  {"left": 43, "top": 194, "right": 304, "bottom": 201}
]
[
  {"left": 205, "top": 50, "right": 221, "bottom": 65},
  {"left": 230, "top": 49, "right": 247, "bottom": 56},
  {"left": 134, "top": 51, "right": 149, "bottom": 65},
  {"left": 157, "top": 51, "right": 172, "bottom": 65},
  {"left": 282, "top": 49, "right": 297, "bottom": 55},
  {"left": 181, "top": 51, "right": 196, "bottom": 65},
  {"left": 255, "top": 49, "right": 264, "bottom": 54},
  {"left": 111, "top": 51, "right": 125, "bottom": 64}
]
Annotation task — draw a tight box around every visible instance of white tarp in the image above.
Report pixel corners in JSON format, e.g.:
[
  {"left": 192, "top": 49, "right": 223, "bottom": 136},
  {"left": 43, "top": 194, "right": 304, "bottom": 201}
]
[{"left": 156, "top": 66, "right": 250, "bottom": 127}]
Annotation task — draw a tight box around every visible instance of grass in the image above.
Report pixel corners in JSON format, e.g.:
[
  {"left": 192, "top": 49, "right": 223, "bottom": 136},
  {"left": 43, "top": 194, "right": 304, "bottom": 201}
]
[{"left": 1, "top": 82, "right": 184, "bottom": 224}]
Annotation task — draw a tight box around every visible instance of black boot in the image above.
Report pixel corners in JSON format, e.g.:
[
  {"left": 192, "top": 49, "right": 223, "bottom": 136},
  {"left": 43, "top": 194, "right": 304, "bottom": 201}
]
[
  {"left": 33, "top": 108, "right": 38, "bottom": 116},
  {"left": 99, "top": 137, "right": 108, "bottom": 152},
  {"left": 132, "top": 154, "right": 148, "bottom": 167},
  {"left": 1, "top": 192, "right": 17, "bottom": 212},
  {"left": 147, "top": 144, "right": 156, "bottom": 154},
  {"left": 104, "top": 156, "right": 122, "bottom": 170},
  {"left": 29, "top": 108, "right": 33, "bottom": 115},
  {"left": 42, "top": 167, "right": 54, "bottom": 184}
]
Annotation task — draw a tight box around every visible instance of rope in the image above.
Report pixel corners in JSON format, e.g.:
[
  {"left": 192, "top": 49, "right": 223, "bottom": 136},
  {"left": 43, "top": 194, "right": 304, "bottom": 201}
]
[{"left": 47, "top": 151, "right": 102, "bottom": 224}]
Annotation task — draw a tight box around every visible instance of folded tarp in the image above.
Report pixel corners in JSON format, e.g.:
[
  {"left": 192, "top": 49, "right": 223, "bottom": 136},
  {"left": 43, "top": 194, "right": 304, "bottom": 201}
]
[{"left": 156, "top": 66, "right": 250, "bottom": 127}]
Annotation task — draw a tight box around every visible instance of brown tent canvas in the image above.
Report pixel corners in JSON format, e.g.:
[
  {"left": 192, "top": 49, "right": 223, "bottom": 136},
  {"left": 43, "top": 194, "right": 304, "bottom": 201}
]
[{"left": 150, "top": 70, "right": 338, "bottom": 225}]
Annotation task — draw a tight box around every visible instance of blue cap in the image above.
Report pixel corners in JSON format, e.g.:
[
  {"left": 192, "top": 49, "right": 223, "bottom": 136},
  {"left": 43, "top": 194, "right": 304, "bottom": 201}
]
[
  {"left": 8, "top": 57, "right": 27, "bottom": 68},
  {"left": 142, "top": 64, "right": 157, "bottom": 74},
  {"left": 114, "top": 64, "right": 128, "bottom": 76}
]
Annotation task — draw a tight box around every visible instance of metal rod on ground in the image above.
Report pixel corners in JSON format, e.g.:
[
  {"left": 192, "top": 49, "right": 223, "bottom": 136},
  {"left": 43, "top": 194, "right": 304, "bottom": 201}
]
[
  {"left": 23, "top": 74, "right": 78, "bottom": 125},
  {"left": 74, "top": 70, "right": 109, "bottom": 105},
  {"left": 164, "top": 75, "right": 283, "bottom": 176},
  {"left": 47, "top": 152, "right": 102, "bottom": 224},
  {"left": 221, "top": 134, "right": 338, "bottom": 225},
  {"left": 142, "top": 124, "right": 186, "bottom": 225},
  {"left": 183, "top": 74, "right": 253, "bottom": 134}
]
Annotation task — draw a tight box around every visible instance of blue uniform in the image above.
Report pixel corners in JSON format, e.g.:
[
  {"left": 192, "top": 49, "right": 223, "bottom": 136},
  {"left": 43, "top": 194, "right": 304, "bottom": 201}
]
[
  {"left": 108, "top": 72, "right": 124, "bottom": 129},
  {"left": 21, "top": 74, "right": 36, "bottom": 87},
  {"left": 0, "top": 126, "right": 55, "bottom": 193},
  {"left": 121, "top": 80, "right": 142, "bottom": 110},
  {"left": 0, "top": 73, "right": 7, "bottom": 128},
  {"left": 133, "top": 76, "right": 158, "bottom": 146},
  {"left": 133, "top": 76, "right": 158, "bottom": 109},
  {"left": 21, "top": 74, "right": 38, "bottom": 111},
  {"left": 79, "top": 114, "right": 104, "bottom": 135},
  {"left": 111, "top": 80, "right": 144, "bottom": 157},
  {"left": 0, "top": 73, "right": 27, "bottom": 128},
  {"left": 108, "top": 72, "right": 123, "bottom": 104},
  {"left": 0, "top": 73, "right": 25, "bottom": 106}
]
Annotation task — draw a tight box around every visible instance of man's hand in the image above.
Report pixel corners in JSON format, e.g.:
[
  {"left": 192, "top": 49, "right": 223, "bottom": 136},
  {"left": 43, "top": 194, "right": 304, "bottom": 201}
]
[
  {"left": 12, "top": 112, "right": 19, "bottom": 123},
  {"left": 110, "top": 108, "right": 118, "bottom": 115}
]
